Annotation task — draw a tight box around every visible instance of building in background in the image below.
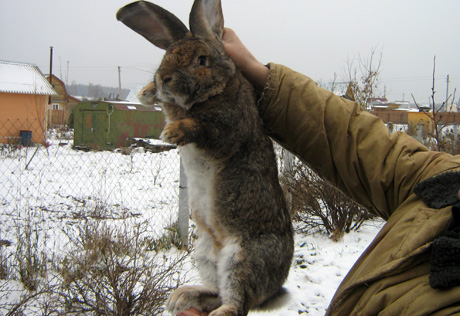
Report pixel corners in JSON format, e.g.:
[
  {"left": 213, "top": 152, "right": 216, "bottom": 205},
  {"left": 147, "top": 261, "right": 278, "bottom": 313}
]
[
  {"left": 46, "top": 74, "right": 80, "bottom": 128},
  {"left": 0, "top": 60, "right": 56, "bottom": 145},
  {"left": 73, "top": 100, "right": 165, "bottom": 149}
]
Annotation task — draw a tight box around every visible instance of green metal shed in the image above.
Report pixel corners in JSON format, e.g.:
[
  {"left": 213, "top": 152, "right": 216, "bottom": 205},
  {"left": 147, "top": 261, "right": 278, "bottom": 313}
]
[{"left": 73, "top": 100, "right": 165, "bottom": 149}]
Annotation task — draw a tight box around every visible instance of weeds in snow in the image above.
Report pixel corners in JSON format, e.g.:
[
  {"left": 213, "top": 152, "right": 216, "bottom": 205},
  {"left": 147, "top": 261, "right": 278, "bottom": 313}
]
[
  {"left": 55, "top": 220, "right": 187, "bottom": 315},
  {"left": 1, "top": 216, "right": 189, "bottom": 315}
]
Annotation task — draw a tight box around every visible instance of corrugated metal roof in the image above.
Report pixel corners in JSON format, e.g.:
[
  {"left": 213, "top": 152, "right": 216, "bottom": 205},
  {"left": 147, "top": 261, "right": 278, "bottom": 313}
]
[
  {"left": 0, "top": 60, "right": 57, "bottom": 95},
  {"left": 89, "top": 100, "right": 163, "bottom": 112}
]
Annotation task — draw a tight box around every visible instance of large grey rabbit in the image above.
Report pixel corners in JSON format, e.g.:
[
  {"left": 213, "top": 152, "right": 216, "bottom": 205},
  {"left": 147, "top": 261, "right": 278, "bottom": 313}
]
[{"left": 117, "top": 1, "right": 294, "bottom": 315}]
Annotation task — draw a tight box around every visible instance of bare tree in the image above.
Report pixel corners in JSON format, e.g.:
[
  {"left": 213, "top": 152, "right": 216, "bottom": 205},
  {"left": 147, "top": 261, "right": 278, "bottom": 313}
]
[
  {"left": 343, "top": 47, "right": 383, "bottom": 110},
  {"left": 317, "top": 73, "right": 339, "bottom": 95},
  {"left": 411, "top": 56, "right": 457, "bottom": 152}
]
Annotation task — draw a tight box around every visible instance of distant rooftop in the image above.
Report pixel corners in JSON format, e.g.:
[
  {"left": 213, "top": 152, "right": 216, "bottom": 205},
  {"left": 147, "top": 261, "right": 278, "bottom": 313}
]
[{"left": 0, "top": 60, "right": 56, "bottom": 95}]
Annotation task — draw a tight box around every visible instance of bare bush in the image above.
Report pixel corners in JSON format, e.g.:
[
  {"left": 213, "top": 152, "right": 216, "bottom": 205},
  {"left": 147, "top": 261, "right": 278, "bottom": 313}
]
[
  {"left": 0, "top": 240, "right": 12, "bottom": 279},
  {"left": 440, "top": 129, "right": 460, "bottom": 155},
  {"left": 54, "top": 220, "right": 187, "bottom": 316},
  {"left": 0, "top": 211, "right": 59, "bottom": 315},
  {"left": 14, "top": 219, "right": 49, "bottom": 292},
  {"left": 1, "top": 215, "right": 189, "bottom": 315},
  {"left": 287, "top": 162, "right": 371, "bottom": 241},
  {"left": 144, "top": 221, "right": 189, "bottom": 253}
]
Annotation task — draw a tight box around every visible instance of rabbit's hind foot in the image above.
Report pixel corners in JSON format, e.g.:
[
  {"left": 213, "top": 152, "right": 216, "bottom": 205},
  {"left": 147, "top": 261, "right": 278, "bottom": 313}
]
[{"left": 166, "top": 285, "right": 221, "bottom": 315}]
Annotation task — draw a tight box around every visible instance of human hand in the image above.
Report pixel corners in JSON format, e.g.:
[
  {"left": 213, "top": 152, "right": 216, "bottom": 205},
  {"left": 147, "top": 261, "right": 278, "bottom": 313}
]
[
  {"left": 223, "top": 28, "right": 269, "bottom": 90},
  {"left": 176, "top": 307, "right": 208, "bottom": 316}
]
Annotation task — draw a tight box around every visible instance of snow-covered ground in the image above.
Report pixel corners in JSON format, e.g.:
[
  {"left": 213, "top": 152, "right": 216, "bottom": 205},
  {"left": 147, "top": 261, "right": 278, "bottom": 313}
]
[
  {"left": 0, "top": 136, "right": 181, "bottom": 244},
  {"left": 0, "top": 136, "right": 384, "bottom": 315},
  {"left": 178, "top": 221, "right": 383, "bottom": 316},
  {"left": 253, "top": 221, "right": 383, "bottom": 315}
]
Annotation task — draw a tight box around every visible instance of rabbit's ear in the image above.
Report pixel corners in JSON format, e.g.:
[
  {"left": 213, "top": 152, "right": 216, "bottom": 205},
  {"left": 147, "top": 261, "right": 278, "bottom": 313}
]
[
  {"left": 189, "top": 0, "right": 224, "bottom": 41},
  {"left": 117, "top": 1, "right": 188, "bottom": 50}
]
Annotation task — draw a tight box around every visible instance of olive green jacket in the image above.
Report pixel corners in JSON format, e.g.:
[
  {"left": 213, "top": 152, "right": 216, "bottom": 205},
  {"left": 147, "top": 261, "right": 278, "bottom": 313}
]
[{"left": 259, "top": 63, "right": 460, "bottom": 315}]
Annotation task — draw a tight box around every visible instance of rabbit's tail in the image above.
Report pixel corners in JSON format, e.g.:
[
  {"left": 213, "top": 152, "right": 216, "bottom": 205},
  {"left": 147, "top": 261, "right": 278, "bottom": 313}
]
[{"left": 255, "top": 287, "right": 291, "bottom": 311}]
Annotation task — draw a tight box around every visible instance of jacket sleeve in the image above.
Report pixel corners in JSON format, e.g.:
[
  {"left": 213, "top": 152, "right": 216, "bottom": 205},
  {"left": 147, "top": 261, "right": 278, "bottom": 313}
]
[{"left": 259, "top": 63, "right": 456, "bottom": 219}]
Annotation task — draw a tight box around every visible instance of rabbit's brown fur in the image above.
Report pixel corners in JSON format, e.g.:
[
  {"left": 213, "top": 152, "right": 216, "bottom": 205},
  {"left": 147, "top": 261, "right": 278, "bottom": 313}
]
[{"left": 117, "top": 1, "right": 294, "bottom": 315}]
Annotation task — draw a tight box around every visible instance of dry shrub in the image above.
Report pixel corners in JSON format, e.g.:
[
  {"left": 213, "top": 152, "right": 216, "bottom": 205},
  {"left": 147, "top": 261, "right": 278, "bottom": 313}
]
[
  {"left": 14, "top": 220, "right": 48, "bottom": 292},
  {"left": 144, "top": 221, "right": 186, "bottom": 252},
  {"left": 0, "top": 240, "right": 12, "bottom": 280},
  {"left": 287, "top": 163, "right": 371, "bottom": 241},
  {"left": 55, "top": 220, "right": 187, "bottom": 316}
]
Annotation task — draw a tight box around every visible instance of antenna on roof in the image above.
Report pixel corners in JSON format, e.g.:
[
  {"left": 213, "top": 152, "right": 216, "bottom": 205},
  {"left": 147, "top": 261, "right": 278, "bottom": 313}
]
[
  {"left": 49, "top": 46, "right": 53, "bottom": 104},
  {"left": 49, "top": 46, "right": 53, "bottom": 85},
  {"left": 118, "top": 66, "right": 122, "bottom": 98}
]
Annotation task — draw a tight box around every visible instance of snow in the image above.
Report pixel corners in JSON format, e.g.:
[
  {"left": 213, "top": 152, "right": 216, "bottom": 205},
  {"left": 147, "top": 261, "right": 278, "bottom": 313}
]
[
  {"left": 0, "top": 135, "right": 384, "bottom": 315},
  {"left": 274, "top": 222, "right": 383, "bottom": 315},
  {"left": 0, "top": 136, "right": 181, "bottom": 254},
  {"left": 177, "top": 221, "right": 383, "bottom": 316}
]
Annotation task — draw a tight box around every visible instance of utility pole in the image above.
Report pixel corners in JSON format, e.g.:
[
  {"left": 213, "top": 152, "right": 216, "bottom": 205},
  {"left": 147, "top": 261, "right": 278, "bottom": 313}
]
[
  {"left": 118, "top": 66, "right": 122, "bottom": 99},
  {"left": 446, "top": 74, "right": 450, "bottom": 102},
  {"left": 66, "top": 60, "right": 69, "bottom": 87}
]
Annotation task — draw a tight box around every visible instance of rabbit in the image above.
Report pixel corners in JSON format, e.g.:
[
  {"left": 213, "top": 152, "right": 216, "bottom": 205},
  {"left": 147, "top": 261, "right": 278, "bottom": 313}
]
[{"left": 117, "top": 1, "right": 294, "bottom": 315}]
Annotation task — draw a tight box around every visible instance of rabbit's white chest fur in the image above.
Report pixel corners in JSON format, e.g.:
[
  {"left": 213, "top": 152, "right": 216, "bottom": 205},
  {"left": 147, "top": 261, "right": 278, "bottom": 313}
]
[
  {"left": 179, "top": 144, "right": 217, "bottom": 224},
  {"left": 180, "top": 144, "right": 242, "bottom": 290}
]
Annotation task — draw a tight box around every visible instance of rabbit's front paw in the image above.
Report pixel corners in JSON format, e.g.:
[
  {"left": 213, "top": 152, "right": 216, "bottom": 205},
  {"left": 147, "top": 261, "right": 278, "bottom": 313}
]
[
  {"left": 166, "top": 285, "right": 220, "bottom": 314},
  {"left": 161, "top": 118, "right": 199, "bottom": 146}
]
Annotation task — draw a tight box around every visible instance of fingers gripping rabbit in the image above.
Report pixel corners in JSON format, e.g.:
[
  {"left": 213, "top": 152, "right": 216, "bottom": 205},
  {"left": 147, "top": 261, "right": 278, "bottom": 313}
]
[{"left": 117, "top": 1, "right": 294, "bottom": 315}]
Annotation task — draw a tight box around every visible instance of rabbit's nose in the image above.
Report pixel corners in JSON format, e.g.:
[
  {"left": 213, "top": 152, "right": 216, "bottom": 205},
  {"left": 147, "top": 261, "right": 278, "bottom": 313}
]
[
  {"left": 162, "top": 76, "right": 172, "bottom": 85},
  {"left": 156, "top": 73, "right": 172, "bottom": 89}
]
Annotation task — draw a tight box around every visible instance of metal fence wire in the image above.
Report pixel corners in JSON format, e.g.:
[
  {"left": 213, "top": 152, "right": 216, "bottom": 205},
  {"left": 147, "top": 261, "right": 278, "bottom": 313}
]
[
  {"left": 3, "top": 116, "right": 456, "bottom": 247},
  {"left": 0, "top": 119, "right": 181, "bottom": 244}
]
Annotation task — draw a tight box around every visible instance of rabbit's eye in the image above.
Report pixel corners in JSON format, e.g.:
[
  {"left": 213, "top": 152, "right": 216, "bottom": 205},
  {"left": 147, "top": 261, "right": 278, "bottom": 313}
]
[{"left": 197, "top": 56, "right": 208, "bottom": 66}]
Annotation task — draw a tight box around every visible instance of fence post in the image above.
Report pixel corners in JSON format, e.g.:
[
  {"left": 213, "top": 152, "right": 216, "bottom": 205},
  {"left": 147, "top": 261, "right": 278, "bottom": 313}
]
[
  {"left": 178, "top": 157, "right": 189, "bottom": 247},
  {"left": 417, "top": 123, "right": 423, "bottom": 143},
  {"left": 454, "top": 123, "right": 458, "bottom": 152}
]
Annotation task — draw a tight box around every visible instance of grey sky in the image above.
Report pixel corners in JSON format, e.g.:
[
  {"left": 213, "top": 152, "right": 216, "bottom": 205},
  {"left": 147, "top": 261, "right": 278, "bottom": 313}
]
[{"left": 1, "top": 0, "right": 459, "bottom": 104}]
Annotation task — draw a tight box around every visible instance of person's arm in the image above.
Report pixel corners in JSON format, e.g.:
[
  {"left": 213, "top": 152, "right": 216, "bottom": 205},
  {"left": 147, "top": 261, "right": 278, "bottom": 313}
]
[
  {"left": 223, "top": 28, "right": 268, "bottom": 91},
  {"left": 223, "top": 28, "right": 457, "bottom": 218}
]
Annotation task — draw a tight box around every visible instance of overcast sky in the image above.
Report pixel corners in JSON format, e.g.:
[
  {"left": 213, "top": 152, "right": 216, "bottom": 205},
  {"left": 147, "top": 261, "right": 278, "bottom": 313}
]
[{"left": 1, "top": 0, "right": 459, "bottom": 104}]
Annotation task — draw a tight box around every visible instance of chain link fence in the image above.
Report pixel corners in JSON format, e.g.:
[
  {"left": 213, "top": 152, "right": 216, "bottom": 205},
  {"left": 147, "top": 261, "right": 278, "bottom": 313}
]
[
  {"left": 0, "top": 118, "right": 189, "bottom": 314},
  {"left": 4, "top": 117, "right": 453, "bottom": 246},
  {"left": 0, "top": 119, "right": 181, "bottom": 248}
]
